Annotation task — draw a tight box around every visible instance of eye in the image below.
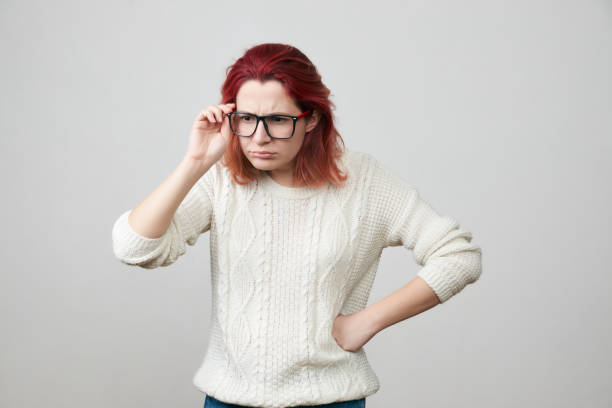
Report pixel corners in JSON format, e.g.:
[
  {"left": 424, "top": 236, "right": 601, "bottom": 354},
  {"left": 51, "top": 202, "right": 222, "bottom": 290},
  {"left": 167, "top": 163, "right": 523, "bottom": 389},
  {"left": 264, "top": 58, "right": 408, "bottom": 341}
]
[
  {"left": 238, "top": 114, "right": 254, "bottom": 122},
  {"left": 270, "top": 116, "right": 289, "bottom": 123}
]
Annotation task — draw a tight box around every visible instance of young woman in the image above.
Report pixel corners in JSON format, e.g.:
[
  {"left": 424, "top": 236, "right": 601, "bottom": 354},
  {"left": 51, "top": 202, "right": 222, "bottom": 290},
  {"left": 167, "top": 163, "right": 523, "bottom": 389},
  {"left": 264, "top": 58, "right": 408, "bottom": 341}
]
[{"left": 112, "top": 43, "right": 482, "bottom": 408}]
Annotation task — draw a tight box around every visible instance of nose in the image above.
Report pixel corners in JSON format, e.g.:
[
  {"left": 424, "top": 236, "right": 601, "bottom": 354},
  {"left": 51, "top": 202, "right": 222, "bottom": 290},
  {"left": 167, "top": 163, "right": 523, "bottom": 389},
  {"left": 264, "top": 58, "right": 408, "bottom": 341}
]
[{"left": 252, "top": 118, "right": 271, "bottom": 144}]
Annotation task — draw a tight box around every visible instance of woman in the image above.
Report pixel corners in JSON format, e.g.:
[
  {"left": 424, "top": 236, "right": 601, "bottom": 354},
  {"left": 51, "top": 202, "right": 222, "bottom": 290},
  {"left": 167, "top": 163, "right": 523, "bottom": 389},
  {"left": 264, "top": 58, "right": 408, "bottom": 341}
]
[{"left": 112, "top": 43, "right": 482, "bottom": 408}]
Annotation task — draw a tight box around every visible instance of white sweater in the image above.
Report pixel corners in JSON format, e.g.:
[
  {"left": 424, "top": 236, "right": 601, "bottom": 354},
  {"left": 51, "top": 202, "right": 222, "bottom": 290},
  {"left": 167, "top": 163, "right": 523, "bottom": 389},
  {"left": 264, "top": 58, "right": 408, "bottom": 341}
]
[{"left": 112, "top": 149, "right": 482, "bottom": 408}]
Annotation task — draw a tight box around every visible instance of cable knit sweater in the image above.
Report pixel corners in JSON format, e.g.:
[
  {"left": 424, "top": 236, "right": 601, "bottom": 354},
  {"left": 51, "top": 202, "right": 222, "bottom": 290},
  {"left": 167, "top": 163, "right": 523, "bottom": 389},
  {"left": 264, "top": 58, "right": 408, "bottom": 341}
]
[{"left": 111, "top": 149, "right": 482, "bottom": 408}]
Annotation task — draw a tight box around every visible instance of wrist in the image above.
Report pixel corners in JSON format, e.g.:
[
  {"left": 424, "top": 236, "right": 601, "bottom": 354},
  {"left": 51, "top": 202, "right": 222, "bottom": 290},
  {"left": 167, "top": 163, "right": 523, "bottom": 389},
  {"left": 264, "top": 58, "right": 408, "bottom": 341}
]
[
  {"left": 359, "top": 306, "right": 382, "bottom": 337},
  {"left": 179, "top": 156, "right": 210, "bottom": 182}
]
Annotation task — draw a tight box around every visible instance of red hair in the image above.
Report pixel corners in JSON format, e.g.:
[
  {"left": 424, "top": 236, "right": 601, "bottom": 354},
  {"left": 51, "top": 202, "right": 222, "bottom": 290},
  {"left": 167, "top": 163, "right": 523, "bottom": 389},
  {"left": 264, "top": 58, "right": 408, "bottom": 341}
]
[{"left": 218, "top": 43, "right": 348, "bottom": 189}]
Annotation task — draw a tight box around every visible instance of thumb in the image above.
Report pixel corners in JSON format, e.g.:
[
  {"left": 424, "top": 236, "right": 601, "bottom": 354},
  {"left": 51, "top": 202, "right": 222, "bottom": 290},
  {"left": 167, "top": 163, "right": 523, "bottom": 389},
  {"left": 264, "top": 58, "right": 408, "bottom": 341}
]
[{"left": 220, "top": 114, "right": 232, "bottom": 143}]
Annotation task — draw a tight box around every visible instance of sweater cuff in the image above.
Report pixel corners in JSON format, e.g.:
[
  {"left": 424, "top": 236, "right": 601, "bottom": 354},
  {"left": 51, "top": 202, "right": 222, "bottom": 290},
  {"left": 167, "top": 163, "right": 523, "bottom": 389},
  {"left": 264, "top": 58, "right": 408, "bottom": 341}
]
[
  {"left": 112, "top": 209, "right": 167, "bottom": 264},
  {"left": 416, "top": 260, "right": 460, "bottom": 304}
]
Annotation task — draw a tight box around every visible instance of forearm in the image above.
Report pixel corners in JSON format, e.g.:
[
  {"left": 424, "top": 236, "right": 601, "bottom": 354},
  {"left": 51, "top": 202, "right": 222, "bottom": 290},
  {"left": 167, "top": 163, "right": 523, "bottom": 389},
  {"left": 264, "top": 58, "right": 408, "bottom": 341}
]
[
  {"left": 128, "top": 156, "right": 212, "bottom": 239},
  {"left": 362, "top": 276, "right": 441, "bottom": 335}
]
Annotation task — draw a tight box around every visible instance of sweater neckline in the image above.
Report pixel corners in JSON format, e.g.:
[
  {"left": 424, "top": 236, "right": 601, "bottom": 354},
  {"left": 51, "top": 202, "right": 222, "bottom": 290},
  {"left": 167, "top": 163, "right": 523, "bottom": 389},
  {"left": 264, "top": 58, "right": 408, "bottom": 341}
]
[{"left": 259, "top": 170, "right": 329, "bottom": 199}]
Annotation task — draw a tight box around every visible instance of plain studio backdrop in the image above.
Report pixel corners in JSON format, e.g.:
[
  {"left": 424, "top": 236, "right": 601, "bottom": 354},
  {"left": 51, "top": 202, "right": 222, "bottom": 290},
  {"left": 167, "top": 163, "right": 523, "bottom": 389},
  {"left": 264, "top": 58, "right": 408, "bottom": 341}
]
[{"left": 1, "top": 1, "right": 610, "bottom": 407}]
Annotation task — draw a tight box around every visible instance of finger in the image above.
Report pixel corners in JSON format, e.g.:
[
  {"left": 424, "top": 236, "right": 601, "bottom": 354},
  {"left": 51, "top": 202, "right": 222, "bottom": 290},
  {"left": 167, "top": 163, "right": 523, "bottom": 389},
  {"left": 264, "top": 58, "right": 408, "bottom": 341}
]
[
  {"left": 196, "top": 109, "right": 209, "bottom": 121},
  {"left": 206, "top": 111, "right": 216, "bottom": 123},
  {"left": 220, "top": 113, "right": 232, "bottom": 141},
  {"left": 210, "top": 106, "right": 223, "bottom": 122},
  {"left": 220, "top": 103, "right": 235, "bottom": 114}
]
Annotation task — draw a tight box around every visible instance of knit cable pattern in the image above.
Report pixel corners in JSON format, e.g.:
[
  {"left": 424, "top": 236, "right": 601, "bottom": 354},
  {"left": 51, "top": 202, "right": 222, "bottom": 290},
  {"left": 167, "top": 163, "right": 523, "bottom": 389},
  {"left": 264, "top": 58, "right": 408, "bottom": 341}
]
[{"left": 111, "top": 149, "right": 482, "bottom": 407}]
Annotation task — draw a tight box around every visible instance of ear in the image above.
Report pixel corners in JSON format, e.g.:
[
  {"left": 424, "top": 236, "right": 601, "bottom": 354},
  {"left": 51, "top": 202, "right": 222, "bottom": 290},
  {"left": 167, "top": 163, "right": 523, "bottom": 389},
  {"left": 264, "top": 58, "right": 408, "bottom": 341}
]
[{"left": 305, "top": 110, "right": 320, "bottom": 133}]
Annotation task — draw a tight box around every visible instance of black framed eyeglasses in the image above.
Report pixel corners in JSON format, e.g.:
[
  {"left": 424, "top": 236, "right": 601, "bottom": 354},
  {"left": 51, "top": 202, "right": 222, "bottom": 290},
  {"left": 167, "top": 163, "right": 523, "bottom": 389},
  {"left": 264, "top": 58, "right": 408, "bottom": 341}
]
[{"left": 227, "top": 110, "right": 312, "bottom": 139}]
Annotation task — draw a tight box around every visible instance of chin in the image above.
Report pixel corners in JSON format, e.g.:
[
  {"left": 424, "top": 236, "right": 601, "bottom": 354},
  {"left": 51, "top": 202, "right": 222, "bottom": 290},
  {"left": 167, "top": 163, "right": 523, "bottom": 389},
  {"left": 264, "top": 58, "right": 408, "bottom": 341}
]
[{"left": 250, "top": 159, "right": 277, "bottom": 170}]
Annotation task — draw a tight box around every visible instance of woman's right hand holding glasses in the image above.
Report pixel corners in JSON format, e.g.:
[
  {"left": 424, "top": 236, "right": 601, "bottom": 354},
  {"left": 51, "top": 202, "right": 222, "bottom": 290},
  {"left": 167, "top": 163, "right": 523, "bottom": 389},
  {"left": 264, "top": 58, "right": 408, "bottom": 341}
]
[{"left": 185, "top": 102, "right": 236, "bottom": 166}]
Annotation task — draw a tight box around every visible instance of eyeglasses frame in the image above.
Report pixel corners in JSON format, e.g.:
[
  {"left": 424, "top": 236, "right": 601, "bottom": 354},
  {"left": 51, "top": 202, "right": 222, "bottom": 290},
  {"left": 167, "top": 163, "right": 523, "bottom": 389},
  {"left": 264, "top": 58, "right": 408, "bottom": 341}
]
[{"left": 227, "top": 109, "right": 312, "bottom": 139}]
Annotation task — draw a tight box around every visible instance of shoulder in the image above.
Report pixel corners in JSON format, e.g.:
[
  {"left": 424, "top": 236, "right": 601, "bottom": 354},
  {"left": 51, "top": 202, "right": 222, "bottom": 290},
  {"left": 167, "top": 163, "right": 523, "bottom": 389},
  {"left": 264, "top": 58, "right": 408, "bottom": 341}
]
[
  {"left": 342, "top": 150, "right": 418, "bottom": 206},
  {"left": 338, "top": 149, "right": 379, "bottom": 183},
  {"left": 340, "top": 149, "right": 375, "bottom": 167},
  {"left": 340, "top": 149, "right": 407, "bottom": 187},
  {"left": 195, "top": 160, "right": 229, "bottom": 199}
]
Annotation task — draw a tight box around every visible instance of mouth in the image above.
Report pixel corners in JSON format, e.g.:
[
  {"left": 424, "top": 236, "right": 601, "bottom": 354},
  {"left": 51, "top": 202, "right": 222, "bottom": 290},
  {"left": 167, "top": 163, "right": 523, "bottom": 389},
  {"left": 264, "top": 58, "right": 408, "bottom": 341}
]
[{"left": 251, "top": 151, "right": 277, "bottom": 158}]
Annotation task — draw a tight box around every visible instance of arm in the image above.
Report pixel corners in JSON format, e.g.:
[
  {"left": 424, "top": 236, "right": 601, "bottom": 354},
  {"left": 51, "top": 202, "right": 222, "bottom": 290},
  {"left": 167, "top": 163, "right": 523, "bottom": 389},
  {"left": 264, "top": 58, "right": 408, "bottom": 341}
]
[
  {"left": 128, "top": 157, "right": 211, "bottom": 239},
  {"left": 365, "top": 156, "right": 482, "bottom": 331},
  {"left": 333, "top": 275, "right": 441, "bottom": 352},
  {"left": 111, "top": 156, "right": 217, "bottom": 269},
  {"left": 362, "top": 276, "right": 440, "bottom": 335}
]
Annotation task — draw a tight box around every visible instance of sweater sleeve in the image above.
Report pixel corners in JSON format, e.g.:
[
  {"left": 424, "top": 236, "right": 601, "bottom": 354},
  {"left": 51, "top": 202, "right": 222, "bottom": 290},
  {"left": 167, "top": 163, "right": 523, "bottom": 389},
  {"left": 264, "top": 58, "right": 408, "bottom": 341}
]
[
  {"left": 111, "top": 163, "right": 217, "bottom": 269},
  {"left": 371, "top": 157, "right": 483, "bottom": 303}
]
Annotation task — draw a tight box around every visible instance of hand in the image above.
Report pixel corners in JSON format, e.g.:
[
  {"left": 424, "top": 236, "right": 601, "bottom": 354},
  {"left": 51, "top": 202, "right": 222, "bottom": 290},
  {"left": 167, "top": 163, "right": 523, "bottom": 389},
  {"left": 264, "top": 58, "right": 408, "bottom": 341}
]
[
  {"left": 185, "top": 102, "right": 236, "bottom": 165},
  {"left": 331, "top": 310, "right": 378, "bottom": 352}
]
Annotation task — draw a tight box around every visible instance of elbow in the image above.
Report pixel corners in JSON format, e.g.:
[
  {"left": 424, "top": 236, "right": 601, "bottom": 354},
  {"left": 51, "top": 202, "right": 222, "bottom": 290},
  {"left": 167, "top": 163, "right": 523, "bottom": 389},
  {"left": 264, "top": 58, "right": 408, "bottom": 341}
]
[
  {"left": 111, "top": 210, "right": 178, "bottom": 269},
  {"left": 112, "top": 242, "right": 163, "bottom": 269},
  {"left": 468, "top": 247, "right": 483, "bottom": 284},
  {"left": 423, "top": 248, "right": 482, "bottom": 304},
  {"left": 112, "top": 239, "right": 186, "bottom": 269},
  {"left": 455, "top": 247, "right": 482, "bottom": 286}
]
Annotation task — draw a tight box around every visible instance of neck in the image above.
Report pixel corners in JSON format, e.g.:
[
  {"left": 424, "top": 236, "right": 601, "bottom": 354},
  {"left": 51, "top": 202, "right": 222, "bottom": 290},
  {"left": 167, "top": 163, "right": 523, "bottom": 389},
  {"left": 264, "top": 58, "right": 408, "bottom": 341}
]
[
  {"left": 267, "top": 168, "right": 295, "bottom": 187},
  {"left": 263, "top": 156, "right": 298, "bottom": 187}
]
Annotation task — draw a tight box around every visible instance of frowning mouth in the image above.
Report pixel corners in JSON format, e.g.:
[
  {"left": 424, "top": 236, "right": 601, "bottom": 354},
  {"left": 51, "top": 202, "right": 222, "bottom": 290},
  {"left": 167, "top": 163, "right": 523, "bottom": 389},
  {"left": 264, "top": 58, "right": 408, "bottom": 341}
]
[{"left": 251, "top": 151, "right": 277, "bottom": 158}]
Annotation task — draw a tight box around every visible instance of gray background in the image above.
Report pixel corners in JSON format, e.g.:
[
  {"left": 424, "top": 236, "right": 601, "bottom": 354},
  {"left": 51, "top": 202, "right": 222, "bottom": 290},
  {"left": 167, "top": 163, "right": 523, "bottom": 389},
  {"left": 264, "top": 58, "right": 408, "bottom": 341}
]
[{"left": 1, "top": 0, "right": 610, "bottom": 407}]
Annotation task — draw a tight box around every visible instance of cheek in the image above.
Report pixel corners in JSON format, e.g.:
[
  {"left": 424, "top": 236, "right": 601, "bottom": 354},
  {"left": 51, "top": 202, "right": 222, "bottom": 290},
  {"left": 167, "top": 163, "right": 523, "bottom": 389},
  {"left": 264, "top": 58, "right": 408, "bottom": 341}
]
[
  {"left": 291, "top": 131, "right": 306, "bottom": 151},
  {"left": 238, "top": 138, "right": 249, "bottom": 151}
]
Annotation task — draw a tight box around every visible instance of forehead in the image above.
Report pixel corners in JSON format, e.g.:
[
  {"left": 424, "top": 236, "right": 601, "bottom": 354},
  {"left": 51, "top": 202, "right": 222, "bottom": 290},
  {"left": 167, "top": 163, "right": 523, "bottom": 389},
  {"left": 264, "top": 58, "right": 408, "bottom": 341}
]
[{"left": 236, "top": 79, "right": 299, "bottom": 113}]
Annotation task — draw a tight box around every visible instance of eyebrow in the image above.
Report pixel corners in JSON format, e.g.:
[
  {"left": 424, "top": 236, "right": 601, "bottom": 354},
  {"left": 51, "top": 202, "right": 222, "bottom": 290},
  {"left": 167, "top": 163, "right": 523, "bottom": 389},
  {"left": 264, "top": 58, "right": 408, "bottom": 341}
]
[{"left": 236, "top": 110, "right": 293, "bottom": 116}]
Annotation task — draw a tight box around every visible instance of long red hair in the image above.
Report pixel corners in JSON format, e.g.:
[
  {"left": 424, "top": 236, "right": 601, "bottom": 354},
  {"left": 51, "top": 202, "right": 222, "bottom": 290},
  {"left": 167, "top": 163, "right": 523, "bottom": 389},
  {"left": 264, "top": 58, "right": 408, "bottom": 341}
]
[{"left": 218, "top": 43, "right": 348, "bottom": 189}]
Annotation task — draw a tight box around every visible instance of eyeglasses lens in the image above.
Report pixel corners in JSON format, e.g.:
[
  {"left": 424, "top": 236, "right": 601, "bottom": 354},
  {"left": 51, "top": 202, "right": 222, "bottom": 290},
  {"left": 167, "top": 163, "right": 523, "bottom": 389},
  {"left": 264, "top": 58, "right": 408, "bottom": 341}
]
[{"left": 230, "top": 114, "right": 293, "bottom": 139}]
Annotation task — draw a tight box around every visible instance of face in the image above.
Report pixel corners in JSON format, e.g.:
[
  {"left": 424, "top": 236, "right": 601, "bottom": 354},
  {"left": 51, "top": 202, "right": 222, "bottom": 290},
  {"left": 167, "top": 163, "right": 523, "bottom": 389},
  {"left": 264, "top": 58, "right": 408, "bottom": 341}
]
[{"left": 235, "top": 79, "right": 318, "bottom": 174}]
